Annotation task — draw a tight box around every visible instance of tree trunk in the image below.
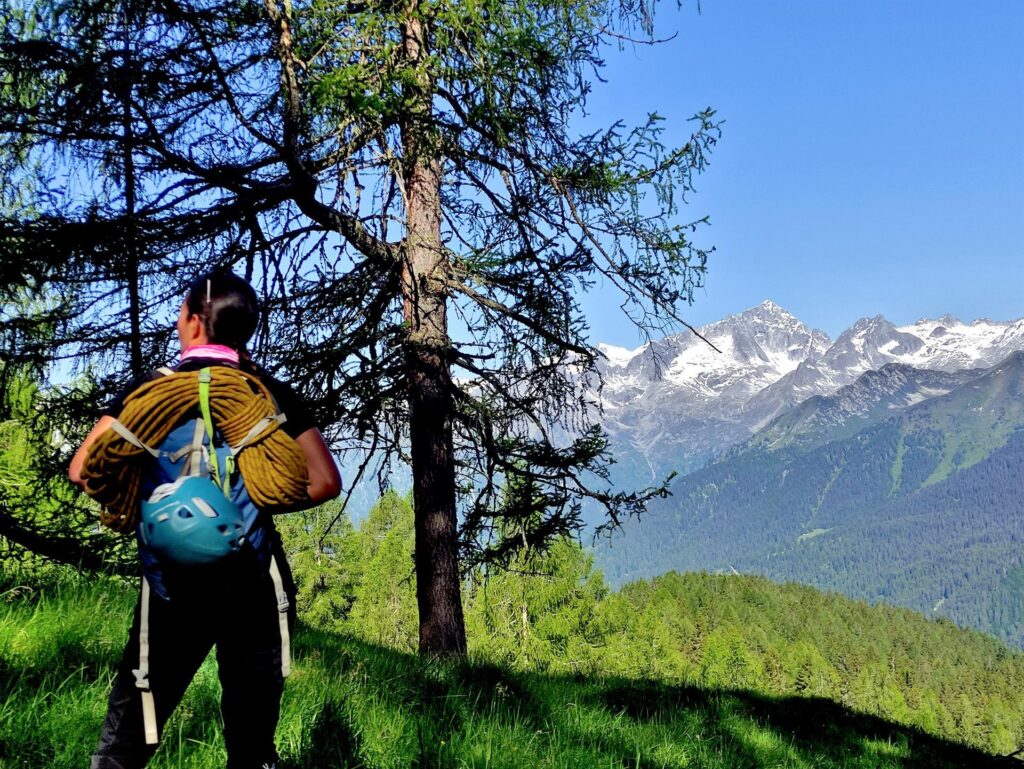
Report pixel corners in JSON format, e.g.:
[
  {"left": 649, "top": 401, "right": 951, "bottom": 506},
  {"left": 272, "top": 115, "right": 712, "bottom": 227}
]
[
  {"left": 121, "top": 0, "right": 143, "bottom": 377},
  {"left": 400, "top": 7, "right": 467, "bottom": 656}
]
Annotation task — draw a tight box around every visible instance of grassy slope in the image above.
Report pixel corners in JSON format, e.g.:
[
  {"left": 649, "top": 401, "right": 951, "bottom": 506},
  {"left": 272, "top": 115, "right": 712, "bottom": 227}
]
[{"left": 1, "top": 576, "right": 1017, "bottom": 769}]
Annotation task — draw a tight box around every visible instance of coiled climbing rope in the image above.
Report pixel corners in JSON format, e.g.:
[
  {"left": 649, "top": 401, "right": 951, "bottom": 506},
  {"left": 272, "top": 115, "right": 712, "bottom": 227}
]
[{"left": 82, "top": 367, "right": 309, "bottom": 532}]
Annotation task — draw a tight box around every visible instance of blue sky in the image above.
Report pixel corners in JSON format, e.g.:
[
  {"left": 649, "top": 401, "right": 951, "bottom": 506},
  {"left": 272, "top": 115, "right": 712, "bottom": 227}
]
[{"left": 577, "top": 0, "right": 1024, "bottom": 345}]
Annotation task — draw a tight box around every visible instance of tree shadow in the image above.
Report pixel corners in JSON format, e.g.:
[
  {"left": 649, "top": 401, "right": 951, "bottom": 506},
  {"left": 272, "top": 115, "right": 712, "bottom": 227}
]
[
  {"left": 281, "top": 628, "right": 1018, "bottom": 769},
  {"left": 283, "top": 630, "right": 553, "bottom": 769},
  {"left": 593, "top": 680, "right": 1016, "bottom": 768},
  {"left": 2, "top": 609, "right": 1020, "bottom": 769}
]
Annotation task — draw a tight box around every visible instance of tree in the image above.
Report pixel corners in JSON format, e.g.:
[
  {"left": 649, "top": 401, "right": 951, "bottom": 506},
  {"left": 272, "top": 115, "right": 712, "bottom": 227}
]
[
  {"left": 0, "top": 291, "right": 132, "bottom": 571},
  {"left": 348, "top": 491, "right": 419, "bottom": 651},
  {"left": 277, "top": 497, "right": 363, "bottom": 630},
  {"left": 462, "top": 465, "right": 609, "bottom": 671},
  {"left": 1, "top": 0, "right": 717, "bottom": 654}
]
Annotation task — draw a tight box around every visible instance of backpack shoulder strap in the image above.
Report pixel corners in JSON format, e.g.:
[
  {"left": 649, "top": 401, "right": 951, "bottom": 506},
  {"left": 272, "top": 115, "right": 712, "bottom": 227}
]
[
  {"left": 171, "top": 418, "right": 207, "bottom": 478},
  {"left": 197, "top": 368, "right": 232, "bottom": 494},
  {"left": 228, "top": 412, "right": 287, "bottom": 456},
  {"left": 109, "top": 419, "right": 162, "bottom": 458},
  {"left": 110, "top": 366, "right": 184, "bottom": 459}
]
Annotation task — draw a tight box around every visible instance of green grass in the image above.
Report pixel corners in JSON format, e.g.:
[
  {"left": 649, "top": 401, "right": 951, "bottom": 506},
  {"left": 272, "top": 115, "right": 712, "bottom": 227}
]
[{"left": 0, "top": 575, "right": 1014, "bottom": 769}]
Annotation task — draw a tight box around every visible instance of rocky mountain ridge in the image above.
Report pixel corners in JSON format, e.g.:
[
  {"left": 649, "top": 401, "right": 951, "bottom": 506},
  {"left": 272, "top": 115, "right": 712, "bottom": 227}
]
[{"left": 593, "top": 301, "right": 1024, "bottom": 479}]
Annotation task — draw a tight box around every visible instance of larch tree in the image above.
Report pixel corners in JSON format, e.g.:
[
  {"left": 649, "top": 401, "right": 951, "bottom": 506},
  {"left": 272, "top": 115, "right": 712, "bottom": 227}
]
[{"left": 0, "top": 0, "right": 717, "bottom": 654}]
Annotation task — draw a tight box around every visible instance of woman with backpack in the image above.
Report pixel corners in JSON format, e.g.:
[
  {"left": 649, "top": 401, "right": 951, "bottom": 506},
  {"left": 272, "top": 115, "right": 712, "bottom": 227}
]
[{"left": 69, "top": 270, "right": 341, "bottom": 769}]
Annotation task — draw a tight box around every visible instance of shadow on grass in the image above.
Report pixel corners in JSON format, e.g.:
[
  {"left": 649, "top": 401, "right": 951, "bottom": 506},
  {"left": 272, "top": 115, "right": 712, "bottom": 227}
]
[
  {"left": 597, "top": 681, "right": 1017, "bottom": 769},
  {"left": 281, "top": 629, "right": 552, "bottom": 769},
  {"left": 282, "top": 627, "right": 1018, "bottom": 769},
  {"left": 2, "top": 601, "right": 1020, "bottom": 769},
  {"left": 283, "top": 699, "right": 363, "bottom": 769}
]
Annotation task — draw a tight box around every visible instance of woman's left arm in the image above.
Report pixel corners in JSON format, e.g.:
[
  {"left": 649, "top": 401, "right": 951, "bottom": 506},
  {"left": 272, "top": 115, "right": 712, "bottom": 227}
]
[{"left": 68, "top": 416, "right": 116, "bottom": 488}]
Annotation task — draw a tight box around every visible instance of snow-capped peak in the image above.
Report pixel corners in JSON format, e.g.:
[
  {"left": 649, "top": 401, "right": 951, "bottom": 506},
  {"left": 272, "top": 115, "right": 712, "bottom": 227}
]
[
  {"left": 708, "top": 300, "right": 803, "bottom": 332},
  {"left": 894, "top": 316, "right": 1014, "bottom": 371},
  {"left": 588, "top": 301, "right": 1024, "bottom": 485},
  {"left": 595, "top": 301, "right": 831, "bottom": 407},
  {"left": 597, "top": 341, "right": 649, "bottom": 368}
]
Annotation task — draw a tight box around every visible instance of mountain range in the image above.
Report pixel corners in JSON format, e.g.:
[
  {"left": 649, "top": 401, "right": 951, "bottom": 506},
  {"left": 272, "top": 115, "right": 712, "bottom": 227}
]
[
  {"left": 594, "top": 301, "right": 1024, "bottom": 480},
  {"left": 591, "top": 302, "right": 1024, "bottom": 646}
]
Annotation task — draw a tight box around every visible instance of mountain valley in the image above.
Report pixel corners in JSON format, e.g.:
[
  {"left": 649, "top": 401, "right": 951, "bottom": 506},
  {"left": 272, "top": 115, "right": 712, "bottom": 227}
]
[{"left": 591, "top": 304, "right": 1024, "bottom": 646}]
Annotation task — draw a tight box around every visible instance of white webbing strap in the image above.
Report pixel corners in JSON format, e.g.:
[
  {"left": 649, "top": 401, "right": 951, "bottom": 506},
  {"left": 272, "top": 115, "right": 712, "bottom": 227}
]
[
  {"left": 132, "top": 577, "right": 159, "bottom": 745},
  {"left": 185, "top": 418, "right": 206, "bottom": 477},
  {"left": 110, "top": 420, "right": 162, "bottom": 458},
  {"left": 229, "top": 413, "right": 287, "bottom": 456},
  {"left": 268, "top": 554, "right": 291, "bottom": 678}
]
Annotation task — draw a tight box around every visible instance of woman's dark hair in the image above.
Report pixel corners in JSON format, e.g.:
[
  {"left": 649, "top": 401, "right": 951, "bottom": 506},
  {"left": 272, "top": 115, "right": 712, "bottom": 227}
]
[{"left": 185, "top": 270, "right": 261, "bottom": 351}]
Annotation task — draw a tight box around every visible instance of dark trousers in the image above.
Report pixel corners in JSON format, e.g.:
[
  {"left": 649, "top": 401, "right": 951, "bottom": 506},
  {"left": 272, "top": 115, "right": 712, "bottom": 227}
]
[{"left": 91, "top": 549, "right": 295, "bottom": 769}]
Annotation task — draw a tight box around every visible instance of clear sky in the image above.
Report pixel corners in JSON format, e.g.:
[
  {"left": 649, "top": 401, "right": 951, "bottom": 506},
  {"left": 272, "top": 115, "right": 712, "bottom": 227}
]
[{"left": 577, "top": 0, "right": 1024, "bottom": 345}]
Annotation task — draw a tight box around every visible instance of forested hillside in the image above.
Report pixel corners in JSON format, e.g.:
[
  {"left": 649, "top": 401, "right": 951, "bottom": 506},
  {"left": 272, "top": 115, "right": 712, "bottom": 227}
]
[
  {"left": 270, "top": 493, "right": 1024, "bottom": 755},
  {"left": 599, "top": 352, "right": 1024, "bottom": 646},
  {"left": 4, "top": 491, "right": 1024, "bottom": 765}
]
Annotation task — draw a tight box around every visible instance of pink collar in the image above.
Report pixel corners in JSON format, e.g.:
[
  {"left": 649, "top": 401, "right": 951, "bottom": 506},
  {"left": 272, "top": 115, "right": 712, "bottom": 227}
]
[{"left": 180, "top": 344, "right": 240, "bottom": 365}]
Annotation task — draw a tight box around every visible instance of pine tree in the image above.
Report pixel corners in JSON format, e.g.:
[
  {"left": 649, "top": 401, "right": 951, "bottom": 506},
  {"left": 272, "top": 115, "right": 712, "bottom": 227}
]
[
  {"left": 278, "top": 498, "right": 363, "bottom": 631},
  {"left": 349, "top": 491, "right": 419, "bottom": 652},
  {"left": 0, "top": 295, "right": 128, "bottom": 570},
  {"left": 465, "top": 471, "right": 609, "bottom": 672},
  {"left": 1, "top": 0, "right": 717, "bottom": 654}
]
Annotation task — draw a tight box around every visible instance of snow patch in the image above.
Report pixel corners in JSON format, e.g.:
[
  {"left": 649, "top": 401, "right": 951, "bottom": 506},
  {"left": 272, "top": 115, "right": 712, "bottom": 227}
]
[{"left": 597, "top": 342, "right": 649, "bottom": 367}]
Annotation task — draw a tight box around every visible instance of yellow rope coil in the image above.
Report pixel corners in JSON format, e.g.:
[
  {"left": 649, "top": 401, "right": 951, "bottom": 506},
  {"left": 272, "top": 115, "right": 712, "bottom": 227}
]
[{"left": 82, "top": 368, "right": 309, "bottom": 533}]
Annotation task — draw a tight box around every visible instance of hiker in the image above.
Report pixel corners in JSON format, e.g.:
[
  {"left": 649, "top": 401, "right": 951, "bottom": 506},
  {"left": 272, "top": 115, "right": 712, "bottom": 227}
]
[{"left": 69, "top": 270, "right": 342, "bottom": 769}]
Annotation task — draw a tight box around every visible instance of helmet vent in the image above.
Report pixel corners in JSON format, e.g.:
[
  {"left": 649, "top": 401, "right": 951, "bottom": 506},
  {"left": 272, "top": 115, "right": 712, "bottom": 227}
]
[
  {"left": 176, "top": 506, "right": 193, "bottom": 519},
  {"left": 192, "top": 497, "right": 219, "bottom": 518}
]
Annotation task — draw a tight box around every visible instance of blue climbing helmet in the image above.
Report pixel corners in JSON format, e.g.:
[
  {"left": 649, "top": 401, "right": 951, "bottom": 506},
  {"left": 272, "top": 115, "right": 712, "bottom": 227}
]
[{"left": 139, "top": 475, "right": 245, "bottom": 565}]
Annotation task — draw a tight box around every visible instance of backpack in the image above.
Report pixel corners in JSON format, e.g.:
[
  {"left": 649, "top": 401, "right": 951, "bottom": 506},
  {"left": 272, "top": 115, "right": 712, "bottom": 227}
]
[
  {"left": 136, "top": 367, "right": 264, "bottom": 566},
  {"left": 84, "top": 363, "right": 307, "bottom": 538}
]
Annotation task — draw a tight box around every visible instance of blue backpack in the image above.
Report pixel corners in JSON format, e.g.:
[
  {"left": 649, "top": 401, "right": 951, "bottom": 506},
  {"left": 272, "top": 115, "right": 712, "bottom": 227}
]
[{"left": 136, "top": 367, "right": 268, "bottom": 566}]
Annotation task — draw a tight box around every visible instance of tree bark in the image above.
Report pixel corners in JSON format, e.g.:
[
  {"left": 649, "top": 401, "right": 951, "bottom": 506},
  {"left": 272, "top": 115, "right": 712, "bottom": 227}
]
[
  {"left": 121, "top": 0, "right": 143, "bottom": 377},
  {"left": 400, "top": 5, "right": 467, "bottom": 656}
]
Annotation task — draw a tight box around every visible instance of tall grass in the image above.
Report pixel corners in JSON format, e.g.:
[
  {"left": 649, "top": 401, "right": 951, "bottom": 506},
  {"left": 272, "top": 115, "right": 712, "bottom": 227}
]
[{"left": 0, "top": 573, "right": 1012, "bottom": 768}]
